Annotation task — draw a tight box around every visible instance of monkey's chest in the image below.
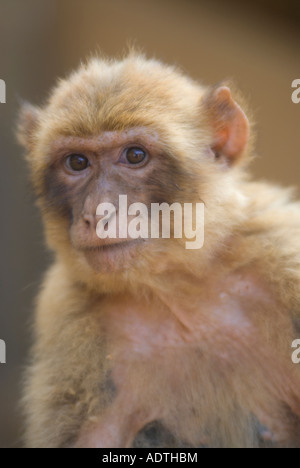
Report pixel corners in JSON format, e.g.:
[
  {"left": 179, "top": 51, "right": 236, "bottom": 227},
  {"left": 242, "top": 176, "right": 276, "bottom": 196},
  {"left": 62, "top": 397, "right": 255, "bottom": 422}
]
[
  {"left": 101, "top": 292, "right": 253, "bottom": 393},
  {"left": 93, "top": 278, "right": 297, "bottom": 448},
  {"left": 100, "top": 296, "right": 257, "bottom": 447},
  {"left": 97, "top": 287, "right": 295, "bottom": 448},
  {"left": 102, "top": 289, "right": 252, "bottom": 361}
]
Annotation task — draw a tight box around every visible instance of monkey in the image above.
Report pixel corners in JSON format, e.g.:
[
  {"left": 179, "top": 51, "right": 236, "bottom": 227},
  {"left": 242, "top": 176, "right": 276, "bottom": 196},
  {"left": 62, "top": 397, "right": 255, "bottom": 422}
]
[{"left": 17, "top": 53, "right": 300, "bottom": 448}]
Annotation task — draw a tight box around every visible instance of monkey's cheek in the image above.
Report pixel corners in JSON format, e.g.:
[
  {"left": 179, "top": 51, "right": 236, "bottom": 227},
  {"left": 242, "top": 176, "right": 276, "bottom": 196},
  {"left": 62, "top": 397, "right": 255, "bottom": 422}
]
[{"left": 81, "top": 242, "right": 145, "bottom": 273}]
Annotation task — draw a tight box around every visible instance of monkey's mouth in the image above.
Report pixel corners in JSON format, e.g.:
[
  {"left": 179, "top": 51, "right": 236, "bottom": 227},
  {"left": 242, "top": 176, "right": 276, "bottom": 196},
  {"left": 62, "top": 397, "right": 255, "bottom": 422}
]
[
  {"left": 79, "top": 239, "right": 146, "bottom": 272},
  {"left": 81, "top": 239, "right": 144, "bottom": 252}
]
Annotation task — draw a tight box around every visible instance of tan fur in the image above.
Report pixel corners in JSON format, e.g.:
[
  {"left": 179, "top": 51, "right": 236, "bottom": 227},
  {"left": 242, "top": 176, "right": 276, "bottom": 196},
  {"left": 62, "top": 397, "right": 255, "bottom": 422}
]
[{"left": 18, "top": 53, "right": 300, "bottom": 448}]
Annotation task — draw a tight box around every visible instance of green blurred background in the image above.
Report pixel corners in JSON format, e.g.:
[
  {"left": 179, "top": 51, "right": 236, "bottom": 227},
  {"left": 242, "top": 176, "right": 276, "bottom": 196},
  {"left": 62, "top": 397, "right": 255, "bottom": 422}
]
[{"left": 0, "top": 0, "right": 299, "bottom": 448}]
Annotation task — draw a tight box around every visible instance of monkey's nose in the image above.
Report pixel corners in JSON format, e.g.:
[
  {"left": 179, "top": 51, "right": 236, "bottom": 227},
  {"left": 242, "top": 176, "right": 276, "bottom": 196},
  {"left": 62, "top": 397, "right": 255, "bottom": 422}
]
[
  {"left": 82, "top": 214, "right": 96, "bottom": 230},
  {"left": 82, "top": 212, "right": 113, "bottom": 231}
]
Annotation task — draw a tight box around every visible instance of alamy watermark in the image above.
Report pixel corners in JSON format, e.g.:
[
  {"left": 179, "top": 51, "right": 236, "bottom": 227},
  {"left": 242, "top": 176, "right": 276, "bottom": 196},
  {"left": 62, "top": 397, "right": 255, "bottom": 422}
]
[
  {"left": 0, "top": 339, "right": 6, "bottom": 364},
  {"left": 102, "top": 451, "right": 197, "bottom": 464},
  {"left": 291, "top": 80, "right": 300, "bottom": 360},
  {"left": 96, "top": 195, "right": 205, "bottom": 250},
  {"left": 0, "top": 79, "right": 6, "bottom": 364},
  {"left": 0, "top": 79, "right": 6, "bottom": 104},
  {"left": 292, "top": 339, "right": 300, "bottom": 364},
  {"left": 291, "top": 79, "right": 300, "bottom": 104}
]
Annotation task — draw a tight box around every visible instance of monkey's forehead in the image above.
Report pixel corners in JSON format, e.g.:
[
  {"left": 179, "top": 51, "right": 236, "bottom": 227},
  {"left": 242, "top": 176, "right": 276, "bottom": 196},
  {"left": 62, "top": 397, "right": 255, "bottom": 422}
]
[
  {"left": 49, "top": 128, "right": 161, "bottom": 154},
  {"left": 41, "top": 56, "right": 205, "bottom": 138}
]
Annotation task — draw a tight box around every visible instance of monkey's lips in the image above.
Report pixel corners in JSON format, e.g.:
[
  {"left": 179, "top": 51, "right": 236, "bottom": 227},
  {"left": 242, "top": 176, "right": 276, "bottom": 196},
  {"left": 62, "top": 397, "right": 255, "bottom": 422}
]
[{"left": 79, "top": 239, "right": 145, "bottom": 272}]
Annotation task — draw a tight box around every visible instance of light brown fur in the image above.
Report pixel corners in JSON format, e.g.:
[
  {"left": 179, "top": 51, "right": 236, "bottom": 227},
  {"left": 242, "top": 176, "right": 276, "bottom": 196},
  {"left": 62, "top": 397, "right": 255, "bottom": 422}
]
[{"left": 18, "top": 53, "right": 300, "bottom": 448}]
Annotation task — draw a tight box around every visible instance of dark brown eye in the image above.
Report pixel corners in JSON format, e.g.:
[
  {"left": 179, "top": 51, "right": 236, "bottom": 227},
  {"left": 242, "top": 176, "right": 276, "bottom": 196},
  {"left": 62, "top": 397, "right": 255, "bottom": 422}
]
[
  {"left": 125, "top": 147, "right": 147, "bottom": 165},
  {"left": 67, "top": 154, "right": 89, "bottom": 172}
]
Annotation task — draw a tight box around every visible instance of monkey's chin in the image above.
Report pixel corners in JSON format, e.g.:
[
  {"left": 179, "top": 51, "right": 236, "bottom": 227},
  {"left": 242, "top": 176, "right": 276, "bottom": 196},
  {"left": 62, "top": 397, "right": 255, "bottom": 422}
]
[{"left": 81, "top": 239, "right": 146, "bottom": 273}]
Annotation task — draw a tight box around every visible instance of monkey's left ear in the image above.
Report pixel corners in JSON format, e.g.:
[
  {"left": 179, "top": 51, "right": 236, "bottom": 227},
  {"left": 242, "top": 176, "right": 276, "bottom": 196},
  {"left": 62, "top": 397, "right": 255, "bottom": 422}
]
[
  {"left": 16, "top": 102, "right": 41, "bottom": 151},
  {"left": 202, "top": 86, "right": 249, "bottom": 164}
]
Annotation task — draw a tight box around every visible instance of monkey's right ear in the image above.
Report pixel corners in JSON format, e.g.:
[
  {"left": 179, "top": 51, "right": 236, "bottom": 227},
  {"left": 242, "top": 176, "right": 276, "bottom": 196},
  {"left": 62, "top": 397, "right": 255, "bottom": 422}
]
[
  {"left": 202, "top": 86, "right": 250, "bottom": 164},
  {"left": 16, "top": 102, "right": 41, "bottom": 151}
]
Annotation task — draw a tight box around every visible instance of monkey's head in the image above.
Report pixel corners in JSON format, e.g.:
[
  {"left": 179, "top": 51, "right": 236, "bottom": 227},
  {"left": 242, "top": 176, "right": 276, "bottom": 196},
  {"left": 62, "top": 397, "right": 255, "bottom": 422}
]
[{"left": 17, "top": 54, "right": 251, "bottom": 292}]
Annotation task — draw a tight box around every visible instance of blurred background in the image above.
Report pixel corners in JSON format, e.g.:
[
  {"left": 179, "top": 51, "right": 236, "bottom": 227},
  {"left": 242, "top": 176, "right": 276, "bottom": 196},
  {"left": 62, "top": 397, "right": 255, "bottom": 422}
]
[{"left": 0, "top": 0, "right": 299, "bottom": 448}]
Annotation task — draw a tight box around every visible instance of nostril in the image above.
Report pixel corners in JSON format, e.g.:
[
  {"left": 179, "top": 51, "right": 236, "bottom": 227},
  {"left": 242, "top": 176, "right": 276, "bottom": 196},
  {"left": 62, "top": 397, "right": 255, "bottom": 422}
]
[{"left": 82, "top": 214, "right": 94, "bottom": 229}]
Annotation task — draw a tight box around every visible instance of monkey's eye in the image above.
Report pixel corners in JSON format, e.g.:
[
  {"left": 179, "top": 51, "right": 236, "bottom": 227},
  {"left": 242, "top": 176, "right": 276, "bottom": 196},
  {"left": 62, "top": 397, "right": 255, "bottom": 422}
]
[
  {"left": 66, "top": 154, "right": 90, "bottom": 172},
  {"left": 124, "top": 147, "right": 148, "bottom": 166}
]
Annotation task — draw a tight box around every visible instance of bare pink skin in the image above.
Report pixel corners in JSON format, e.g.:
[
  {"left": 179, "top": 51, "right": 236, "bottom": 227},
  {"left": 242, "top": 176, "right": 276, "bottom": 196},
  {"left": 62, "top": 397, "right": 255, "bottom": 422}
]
[{"left": 75, "top": 272, "right": 300, "bottom": 448}]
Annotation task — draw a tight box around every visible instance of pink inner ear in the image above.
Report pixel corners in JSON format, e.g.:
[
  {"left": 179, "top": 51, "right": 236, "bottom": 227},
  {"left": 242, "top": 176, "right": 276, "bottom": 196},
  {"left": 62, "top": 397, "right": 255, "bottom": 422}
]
[
  {"left": 221, "top": 107, "right": 249, "bottom": 159},
  {"left": 214, "top": 128, "right": 229, "bottom": 151},
  {"left": 211, "top": 87, "right": 249, "bottom": 161}
]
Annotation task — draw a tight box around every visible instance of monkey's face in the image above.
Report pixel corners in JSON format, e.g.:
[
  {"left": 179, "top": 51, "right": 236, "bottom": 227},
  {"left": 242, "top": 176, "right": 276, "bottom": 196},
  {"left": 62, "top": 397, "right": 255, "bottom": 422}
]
[
  {"left": 40, "top": 127, "right": 195, "bottom": 275},
  {"left": 17, "top": 55, "right": 250, "bottom": 281}
]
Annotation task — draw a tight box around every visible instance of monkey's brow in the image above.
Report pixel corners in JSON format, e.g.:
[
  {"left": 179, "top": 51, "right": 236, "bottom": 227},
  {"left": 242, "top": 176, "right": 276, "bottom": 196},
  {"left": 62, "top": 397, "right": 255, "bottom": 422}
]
[{"left": 50, "top": 128, "right": 160, "bottom": 153}]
